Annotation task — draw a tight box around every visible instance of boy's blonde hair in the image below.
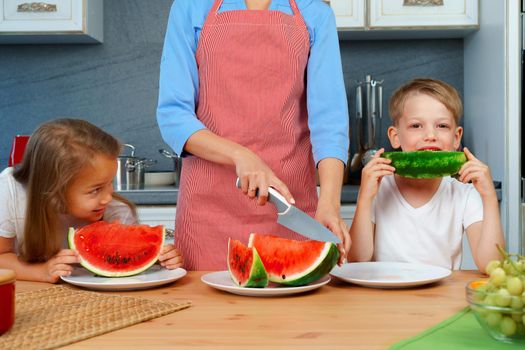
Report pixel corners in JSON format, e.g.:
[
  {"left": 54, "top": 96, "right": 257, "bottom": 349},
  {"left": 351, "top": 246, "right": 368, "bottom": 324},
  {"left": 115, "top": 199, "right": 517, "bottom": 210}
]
[
  {"left": 13, "top": 118, "right": 135, "bottom": 262},
  {"left": 389, "top": 78, "right": 463, "bottom": 125}
]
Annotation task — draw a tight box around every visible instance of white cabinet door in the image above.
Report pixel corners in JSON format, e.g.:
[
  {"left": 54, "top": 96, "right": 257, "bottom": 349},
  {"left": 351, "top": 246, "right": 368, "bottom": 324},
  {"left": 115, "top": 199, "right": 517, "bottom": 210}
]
[
  {"left": 327, "top": 0, "right": 366, "bottom": 29},
  {"left": 137, "top": 206, "right": 176, "bottom": 230},
  {"left": 0, "top": 0, "right": 103, "bottom": 43},
  {"left": 368, "top": 0, "right": 478, "bottom": 29},
  {"left": 341, "top": 204, "right": 356, "bottom": 226}
]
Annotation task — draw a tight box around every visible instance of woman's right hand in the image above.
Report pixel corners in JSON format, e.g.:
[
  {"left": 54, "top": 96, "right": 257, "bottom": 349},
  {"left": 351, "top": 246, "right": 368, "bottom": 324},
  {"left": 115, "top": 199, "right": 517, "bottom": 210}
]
[
  {"left": 42, "top": 249, "right": 79, "bottom": 283},
  {"left": 234, "top": 148, "right": 294, "bottom": 206},
  {"left": 360, "top": 148, "right": 395, "bottom": 201}
]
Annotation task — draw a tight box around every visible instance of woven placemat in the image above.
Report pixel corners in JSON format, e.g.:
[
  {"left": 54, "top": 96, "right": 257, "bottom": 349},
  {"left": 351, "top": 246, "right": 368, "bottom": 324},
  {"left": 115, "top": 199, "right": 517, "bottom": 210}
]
[{"left": 0, "top": 285, "right": 191, "bottom": 350}]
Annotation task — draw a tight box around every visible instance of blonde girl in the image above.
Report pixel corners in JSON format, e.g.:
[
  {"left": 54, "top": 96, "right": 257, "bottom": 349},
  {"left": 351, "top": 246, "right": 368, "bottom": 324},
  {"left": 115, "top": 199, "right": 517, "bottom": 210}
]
[{"left": 0, "top": 119, "right": 183, "bottom": 282}]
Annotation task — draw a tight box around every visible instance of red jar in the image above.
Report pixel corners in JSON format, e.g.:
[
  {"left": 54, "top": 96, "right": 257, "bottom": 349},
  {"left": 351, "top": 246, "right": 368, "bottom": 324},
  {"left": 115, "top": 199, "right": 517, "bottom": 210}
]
[{"left": 0, "top": 269, "right": 15, "bottom": 334}]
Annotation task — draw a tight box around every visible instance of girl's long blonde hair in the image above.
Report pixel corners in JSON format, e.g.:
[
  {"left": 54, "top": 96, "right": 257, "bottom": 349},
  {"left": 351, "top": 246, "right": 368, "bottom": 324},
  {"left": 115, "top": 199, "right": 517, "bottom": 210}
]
[{"left": 13, "top": 118, "right": 136, "bottom": 262}]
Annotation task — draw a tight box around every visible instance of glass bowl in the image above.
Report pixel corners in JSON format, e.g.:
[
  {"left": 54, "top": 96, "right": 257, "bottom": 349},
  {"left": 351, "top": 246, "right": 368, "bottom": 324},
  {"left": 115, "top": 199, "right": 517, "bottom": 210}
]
[{"left": 466, "top": 280, "right": 525, "bottom": 343}]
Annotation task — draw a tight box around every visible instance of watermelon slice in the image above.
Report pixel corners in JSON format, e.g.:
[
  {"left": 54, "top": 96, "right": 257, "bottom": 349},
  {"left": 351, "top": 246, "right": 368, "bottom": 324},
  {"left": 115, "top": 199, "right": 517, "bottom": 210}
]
[
  {"left": 68, "top": 221, "right": 165, "bottom": 277},
  {"left": 228, "top": 238, "right": 268, "bottom": 288},
  {"left": 248, "top": 233, "right": 339, "bottom": 286}
]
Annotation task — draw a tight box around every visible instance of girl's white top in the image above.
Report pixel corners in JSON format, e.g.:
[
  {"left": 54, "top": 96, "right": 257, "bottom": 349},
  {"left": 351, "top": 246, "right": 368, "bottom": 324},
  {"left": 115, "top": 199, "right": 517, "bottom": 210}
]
[
  {"left": 0, "top": 167, "right": 137, "bottom": 250},
  {"left": 372, "top": 175, "right": 483, "bottom": 270}
]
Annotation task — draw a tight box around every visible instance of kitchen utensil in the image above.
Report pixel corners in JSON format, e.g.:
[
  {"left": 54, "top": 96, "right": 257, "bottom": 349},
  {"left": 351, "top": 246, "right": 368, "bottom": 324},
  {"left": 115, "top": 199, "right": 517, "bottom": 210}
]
[
  {"left": 144, "top": 171, "right": 176, "bottom": 186},
  {"left": 159, "top": 149, "right": 182, "bottom": 187},
  {"left": 235, "top": 178, "right": 341, "bottom": 244},
  {"left": 350, "top": 75, "right": 384, "bottom": 172},
  {"left": 8, "top": 135, "right": 30, "bottom": 167},
  {"left": 114, "top": 144, "right": 156, "bottom": 191},
  {"left": 0, "top": 269, "right": 15, "bottom": 334}
]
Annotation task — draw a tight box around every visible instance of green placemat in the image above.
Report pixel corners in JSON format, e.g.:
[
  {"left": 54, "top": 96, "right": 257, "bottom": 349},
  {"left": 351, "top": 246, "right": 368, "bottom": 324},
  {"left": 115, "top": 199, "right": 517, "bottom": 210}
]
[{"left": 389, "top": 307, "right": 523, "bottom": 350}]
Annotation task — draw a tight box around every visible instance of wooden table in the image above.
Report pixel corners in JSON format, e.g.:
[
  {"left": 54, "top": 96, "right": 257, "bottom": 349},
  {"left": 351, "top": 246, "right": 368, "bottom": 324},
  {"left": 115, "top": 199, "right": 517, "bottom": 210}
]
[{"left": 17, "top": 270, "right": 482, "bottom": 350}]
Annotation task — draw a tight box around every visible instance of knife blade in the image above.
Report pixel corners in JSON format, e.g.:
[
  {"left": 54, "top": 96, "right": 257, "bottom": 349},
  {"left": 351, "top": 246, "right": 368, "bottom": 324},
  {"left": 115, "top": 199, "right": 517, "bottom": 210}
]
[{"left": 235, "top": 178, "right": 341, "bottom": 244}]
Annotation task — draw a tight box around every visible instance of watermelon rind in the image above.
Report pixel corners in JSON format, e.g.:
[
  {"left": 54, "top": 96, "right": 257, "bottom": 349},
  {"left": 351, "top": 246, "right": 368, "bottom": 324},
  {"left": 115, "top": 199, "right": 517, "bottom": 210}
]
[
  {"left": 248, "top": 234, "right": 340, "bottom": 287},
  {"left": 68, "top": 226, "right": 165, "bottom": 278},
  {"left": 381, "top": 151, "right": 466, "bottom": 179},
  {"left": 227, "top": 239, "right": 268, "bottom": 288}
]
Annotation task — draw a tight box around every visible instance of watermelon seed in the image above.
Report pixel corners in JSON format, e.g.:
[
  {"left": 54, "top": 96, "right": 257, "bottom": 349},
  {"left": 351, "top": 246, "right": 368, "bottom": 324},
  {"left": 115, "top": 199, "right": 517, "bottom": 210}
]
[{"left": 282, "top": 275, "right": 286, "bottom": 280}]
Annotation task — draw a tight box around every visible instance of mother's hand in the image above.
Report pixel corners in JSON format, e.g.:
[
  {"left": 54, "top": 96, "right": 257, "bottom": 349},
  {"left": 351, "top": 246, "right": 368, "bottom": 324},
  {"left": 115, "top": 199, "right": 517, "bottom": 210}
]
[
  {"left": 315, "top": 202, "right": 351, "bottom": 265},
  {"left": 234, "top": 148, "right": 294, "bottom": 206}
]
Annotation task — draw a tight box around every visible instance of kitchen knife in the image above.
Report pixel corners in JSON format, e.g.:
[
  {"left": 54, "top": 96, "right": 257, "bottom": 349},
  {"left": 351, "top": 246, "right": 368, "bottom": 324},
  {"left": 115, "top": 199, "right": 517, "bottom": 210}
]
[{"left": 236, "top": 178, "right": 341, "bottom": 244}]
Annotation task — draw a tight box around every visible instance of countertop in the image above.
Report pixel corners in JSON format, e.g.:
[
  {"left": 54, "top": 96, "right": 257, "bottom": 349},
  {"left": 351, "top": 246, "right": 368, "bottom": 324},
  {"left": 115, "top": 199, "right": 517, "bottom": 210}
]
[
  {"left": 17, "top": 270, "right": 481, "bottom": 349},
  {"left": 116, "top": 183, "right": 502, "bottom": 206},
  {"left": 117, "top": 185, "right": 361, "bottom": 205}
]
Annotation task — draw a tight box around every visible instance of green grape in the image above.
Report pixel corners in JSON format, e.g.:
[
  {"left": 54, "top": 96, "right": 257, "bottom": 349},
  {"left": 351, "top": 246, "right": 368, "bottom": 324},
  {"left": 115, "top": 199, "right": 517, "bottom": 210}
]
[
  {"left": 522, "top": 314, "right": 525, "bottom": 327},
  {"left": 490, "top": 267, "right": 507, "bottom": 286},
  {"left": 512, "top": 313, "right": 523, "bottom": 322},
  {"left": 486, "top": 260, "right": 501, "bottom": 275},
  {"left": 515, "top": 322, "right": 525, "bottom": 336},
  {"left": 510, "top": 296, "right": 524, "bottom": 310},
  {"left": 516, "top": 260, "right": 525, "bottom": 273},
  {"left": 495, "top": 288, "right": 512, "bottom": 307},
  {"left": 500, "top": 317, "right": 517, "bottom": 336},
  {"left": 507, "top": 277, "right": 524, "bottom": 296},
  {"left": 485, "top": 311, "right": 503, "bottom": 327},
  {"left": 483, "top": 294, "right": 496, "bottom": 306},
  {"left": 522, "top": 291, "right": 525, "bottom": 304}
]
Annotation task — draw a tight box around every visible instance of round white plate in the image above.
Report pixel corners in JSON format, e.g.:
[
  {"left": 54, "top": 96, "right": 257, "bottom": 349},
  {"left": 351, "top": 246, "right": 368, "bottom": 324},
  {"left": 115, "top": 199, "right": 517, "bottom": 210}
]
[
  {"left": 61, "top": 265, "right": 187, "bottom": 291},
  {"left": 201, "top": 271, "right": 331, "bottom": 297},
  {"left": 330, "top": 262, "right": 451, "bottom": 288}
]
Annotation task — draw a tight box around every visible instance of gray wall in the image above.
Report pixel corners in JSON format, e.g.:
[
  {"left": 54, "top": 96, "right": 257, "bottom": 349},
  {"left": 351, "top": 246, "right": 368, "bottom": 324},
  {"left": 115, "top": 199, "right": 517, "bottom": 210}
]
[{"left": 0, "top": 0, "right": 463, "bottom": 172}]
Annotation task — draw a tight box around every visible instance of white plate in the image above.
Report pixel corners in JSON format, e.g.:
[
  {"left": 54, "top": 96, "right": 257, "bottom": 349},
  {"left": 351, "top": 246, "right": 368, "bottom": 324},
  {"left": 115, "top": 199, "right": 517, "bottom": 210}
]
[
  {"left": 61, "top": 265, "right": 187, "bottom": 291},
  {"left": 330, "top": 262, "right": 451, "bottom": 288},
  {"left": 201, "top": 271, "right": 331, "bottom": 297}
]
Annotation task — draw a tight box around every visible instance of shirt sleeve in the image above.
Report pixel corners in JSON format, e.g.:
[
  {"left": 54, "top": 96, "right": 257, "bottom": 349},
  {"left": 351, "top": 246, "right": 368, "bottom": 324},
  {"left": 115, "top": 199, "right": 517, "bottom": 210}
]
[
  {"left": 0, "top": 172, "right": 16, "bottom": 238},
  {"left": 306, "top": 7, "right": 349, "bottom": 165},
  {"left": 157, "top": 0, "right": 207, "bottom": 157},
  {"left": 463, "top": 186, "right": 484, "bottom": 229}
]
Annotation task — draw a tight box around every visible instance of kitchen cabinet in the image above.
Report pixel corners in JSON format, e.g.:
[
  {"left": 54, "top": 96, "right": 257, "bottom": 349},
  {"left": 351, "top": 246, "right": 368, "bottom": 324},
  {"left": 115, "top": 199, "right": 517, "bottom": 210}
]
[
  {"left": 368, "top": 0, "right": 478, "bottom": 29},
  {"left": 0, "top": 0, "right": 103, "bottom": 44},
  {"left": 329, "top": 0, "right": 479, "bottom": 39},
  {"left": 326, "top": 0, "right": 366, "bottom": 29}
]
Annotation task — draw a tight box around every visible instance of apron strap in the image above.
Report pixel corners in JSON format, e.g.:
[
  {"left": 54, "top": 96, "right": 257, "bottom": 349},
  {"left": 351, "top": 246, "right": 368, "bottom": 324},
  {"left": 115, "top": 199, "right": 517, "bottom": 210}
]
[{"left": 202, "top": 0, "right": 224, "bottom": 28}]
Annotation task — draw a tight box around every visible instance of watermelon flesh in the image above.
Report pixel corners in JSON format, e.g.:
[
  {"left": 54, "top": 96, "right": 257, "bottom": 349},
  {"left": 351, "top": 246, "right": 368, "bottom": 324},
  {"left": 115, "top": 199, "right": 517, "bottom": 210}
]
[
  {"left": 248, "top": 233, "right": 339, "bottom": 286},
  {"left": 68, "top": 221, "right": 164, "bottom": 277},
  {"left": 228, "top": 238, "right": 268, "bottom": 288}
]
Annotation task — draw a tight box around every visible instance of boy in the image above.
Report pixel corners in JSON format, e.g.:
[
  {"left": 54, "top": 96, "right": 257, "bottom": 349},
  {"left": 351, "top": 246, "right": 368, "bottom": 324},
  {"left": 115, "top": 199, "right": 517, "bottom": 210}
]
[{"left": 348, "top": 78, "right": 504, "bottom": 272}]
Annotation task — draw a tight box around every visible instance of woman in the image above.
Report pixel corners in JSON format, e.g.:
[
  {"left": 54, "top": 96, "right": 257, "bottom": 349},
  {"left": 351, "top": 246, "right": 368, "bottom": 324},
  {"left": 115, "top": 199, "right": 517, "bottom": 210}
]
[{"left": 157, "top": 0, "right": 350, "bottom": 270}]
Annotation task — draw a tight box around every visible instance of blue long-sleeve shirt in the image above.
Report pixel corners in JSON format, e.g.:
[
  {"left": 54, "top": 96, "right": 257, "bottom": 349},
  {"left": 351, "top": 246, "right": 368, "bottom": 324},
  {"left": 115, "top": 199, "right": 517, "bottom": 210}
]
[{"left": 157, "top": 0, "right": 349, "bottom": 165}]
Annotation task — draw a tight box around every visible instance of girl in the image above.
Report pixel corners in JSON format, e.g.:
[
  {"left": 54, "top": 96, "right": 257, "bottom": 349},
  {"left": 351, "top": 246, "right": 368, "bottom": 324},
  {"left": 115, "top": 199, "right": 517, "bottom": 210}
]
[{"left": 0, "top": 119, "right": 183, "bottom": 283}]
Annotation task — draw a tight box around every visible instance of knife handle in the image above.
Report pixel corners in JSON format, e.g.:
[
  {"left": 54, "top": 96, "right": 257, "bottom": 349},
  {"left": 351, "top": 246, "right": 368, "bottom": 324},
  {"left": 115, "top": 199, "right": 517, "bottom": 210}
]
[{"left": 235, "top": 178, "right": 291, "bottom": 213}]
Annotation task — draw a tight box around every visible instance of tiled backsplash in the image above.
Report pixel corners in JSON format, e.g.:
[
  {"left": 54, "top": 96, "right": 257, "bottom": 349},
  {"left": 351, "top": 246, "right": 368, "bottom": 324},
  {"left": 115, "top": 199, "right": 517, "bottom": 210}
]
[{"left": 0, "top": 1, "right": 463, "bottom": 171}]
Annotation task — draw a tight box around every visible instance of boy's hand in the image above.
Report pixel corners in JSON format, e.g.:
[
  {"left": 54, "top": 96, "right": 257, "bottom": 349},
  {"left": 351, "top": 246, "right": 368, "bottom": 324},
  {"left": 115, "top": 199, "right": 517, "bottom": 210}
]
[
  {"left": 159, "top": 244, "right": 184, "bottom": 269},
  {"left": 458, "top": 147, "right": 497, "bottom": 198},
  {"left": 43, "top": 249, "right": 79, "bottom": 283},
  {"left": 359, "top": 148, "right": 395, "bottom": 201}
]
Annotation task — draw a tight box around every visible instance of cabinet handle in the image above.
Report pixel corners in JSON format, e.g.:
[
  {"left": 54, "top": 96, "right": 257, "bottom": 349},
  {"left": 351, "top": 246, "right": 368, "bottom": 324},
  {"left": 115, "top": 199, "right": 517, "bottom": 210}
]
[
  {"left": 403, "top": 0, "right": 443, "bottom": 6},
  {"left": 17, "top": 2, "right": 57, "bottom": 12}
]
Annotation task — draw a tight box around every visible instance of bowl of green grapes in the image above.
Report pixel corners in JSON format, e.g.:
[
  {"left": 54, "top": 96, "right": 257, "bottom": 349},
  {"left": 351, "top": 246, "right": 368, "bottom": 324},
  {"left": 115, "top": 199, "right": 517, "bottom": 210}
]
[{"left": 466, "top": 248, "right": 525, "bottom": 343}]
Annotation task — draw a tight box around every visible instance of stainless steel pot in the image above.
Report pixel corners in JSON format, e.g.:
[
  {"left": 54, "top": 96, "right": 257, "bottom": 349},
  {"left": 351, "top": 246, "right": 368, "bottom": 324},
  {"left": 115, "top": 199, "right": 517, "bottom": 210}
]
[
  {"left": 114, "top": 144, "right": 156, "bottom": 190},
  {"left": 159, "top": 149, "right": 182, "bottom": 187}
]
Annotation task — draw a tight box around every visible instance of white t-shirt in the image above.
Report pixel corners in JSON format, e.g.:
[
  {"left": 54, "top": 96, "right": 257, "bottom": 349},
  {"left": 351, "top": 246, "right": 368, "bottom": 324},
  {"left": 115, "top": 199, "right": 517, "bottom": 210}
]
[
  {"left": 371, "top": 175, "right": 483, "bottom": 270},
  {"left": 0, "top": 167, "right": 137, "bottom": 250}
]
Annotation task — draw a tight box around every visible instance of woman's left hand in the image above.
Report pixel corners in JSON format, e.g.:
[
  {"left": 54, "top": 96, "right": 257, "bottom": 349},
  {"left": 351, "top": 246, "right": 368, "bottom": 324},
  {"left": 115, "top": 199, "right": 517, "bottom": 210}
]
[
  {"left": 158, "top": 244, "right": 184, "bottom": 269},
  {"left": 315, "top": 202, "right": 351, "bottom": 266}
]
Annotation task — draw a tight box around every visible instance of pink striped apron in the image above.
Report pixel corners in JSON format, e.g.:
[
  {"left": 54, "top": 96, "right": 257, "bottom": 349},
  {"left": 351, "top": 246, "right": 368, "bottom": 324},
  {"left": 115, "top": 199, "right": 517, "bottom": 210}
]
[{"left": 175, "top": 0, "right": 318, "bottom": 270}]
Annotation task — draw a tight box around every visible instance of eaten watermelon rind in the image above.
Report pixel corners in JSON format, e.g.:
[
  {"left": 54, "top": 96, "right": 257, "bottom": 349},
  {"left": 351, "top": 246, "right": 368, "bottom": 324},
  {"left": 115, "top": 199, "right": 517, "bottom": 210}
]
[
  {"left": 227, "top": 239, "right": 268, "bottom": 288},
  {"left": 248, "top": 234, "right": 340, "bottom": 287},
  {"left": 68, "top": 225, "right": 165, "bottom": 278}
]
